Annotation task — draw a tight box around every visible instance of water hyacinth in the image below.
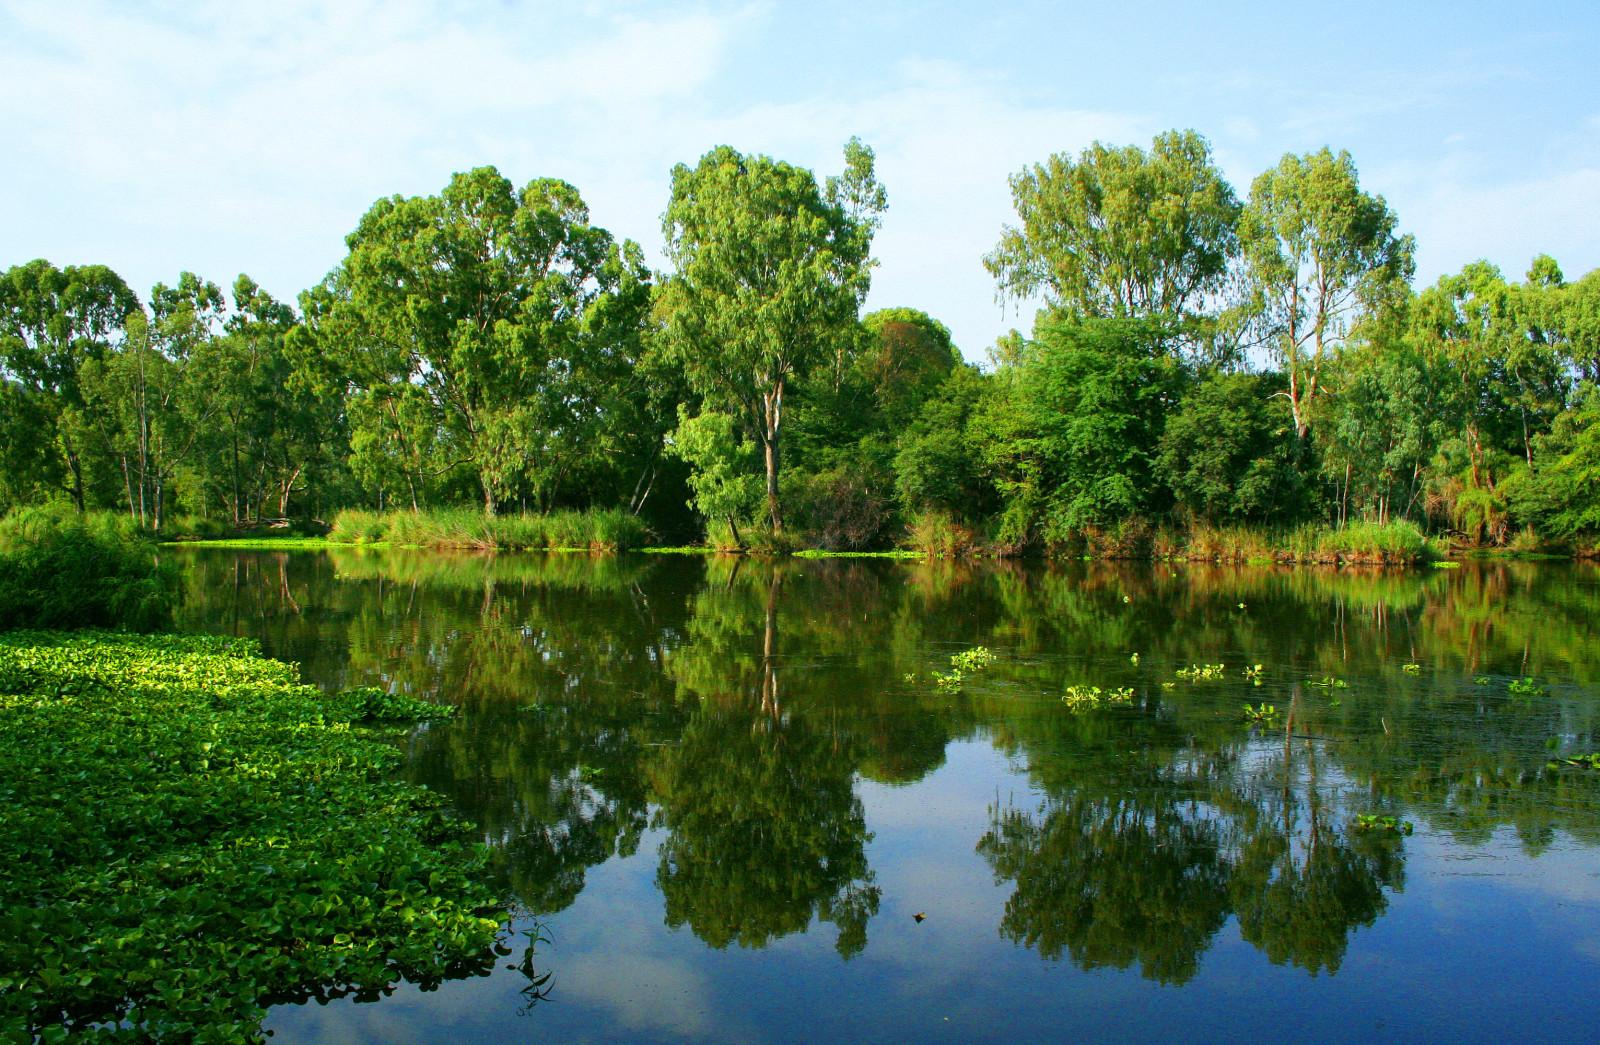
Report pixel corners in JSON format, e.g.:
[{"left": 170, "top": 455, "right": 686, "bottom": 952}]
[{"left": 0, "top": 632, "right": 500, "bottom": 1042}]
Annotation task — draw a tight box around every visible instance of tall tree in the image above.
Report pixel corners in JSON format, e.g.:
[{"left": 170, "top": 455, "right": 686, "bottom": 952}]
[
  {"left": 659, "top": 139, "right": 886, "bottom": 533},
  {"left": 985, "top": 130, "right": 1240, "bottom": 326},
  {"left": 0, "top": 260, "right": 139, "bottom": 510},
  {"left": 314, "top": 167, "right": 652, "bottom": 514},
  {"left": 1238, "top": 148, "right": 1413, "bottom": 439}
]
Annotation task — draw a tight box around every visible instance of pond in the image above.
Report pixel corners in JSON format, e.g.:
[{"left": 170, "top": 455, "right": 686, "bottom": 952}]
[{"left": 171, "top": 549, "right": 1600, "bottom": 1044}]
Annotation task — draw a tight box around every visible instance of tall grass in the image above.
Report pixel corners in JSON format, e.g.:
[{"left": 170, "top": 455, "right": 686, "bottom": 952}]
[
  {"left": 904, "top": 511, "right": 982, "bottom": 558},
  {"left": 327, "top": 508, "right": 652, "bottom": 552}
]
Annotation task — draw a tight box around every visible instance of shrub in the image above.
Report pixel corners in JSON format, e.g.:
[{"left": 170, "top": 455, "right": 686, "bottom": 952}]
[{"left": 0, "top": 515, "right": 179, "bottom": 631}]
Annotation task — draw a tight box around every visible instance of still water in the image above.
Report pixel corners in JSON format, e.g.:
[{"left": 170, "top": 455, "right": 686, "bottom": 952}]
[{"left": 172, "top": 549, "right": 1600, "bottom": 1044}]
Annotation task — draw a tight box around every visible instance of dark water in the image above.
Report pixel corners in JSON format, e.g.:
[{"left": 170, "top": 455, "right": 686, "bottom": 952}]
[{"left": 172, "top": 549, "right": 1600, "bottom": 1044}]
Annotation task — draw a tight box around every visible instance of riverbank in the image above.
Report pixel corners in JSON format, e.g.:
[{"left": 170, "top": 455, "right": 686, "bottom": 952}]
[{"left": 0, "top": 631, "right": 501, "bottom": 1041}]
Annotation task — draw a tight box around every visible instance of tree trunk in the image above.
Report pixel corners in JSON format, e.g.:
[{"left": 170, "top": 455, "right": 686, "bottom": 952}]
[{"left": 761, "top": 378, "right": 785, "bottom": 533}]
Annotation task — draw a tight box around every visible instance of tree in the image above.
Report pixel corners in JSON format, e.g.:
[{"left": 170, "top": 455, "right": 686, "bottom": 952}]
[
  {"left": 985, "top": 130, "right": 1240, "bottom": 325},
  {"left": 0, "top": 260, "right": 139, "bottom": 510},
  {"left": 659, "top": 139, "right": 886, "bottom": 533},
  {"left": 314, "top": 167, "right": 652, "bottom": 515},
  {"left": 1238, "top": 148, "right": 1413, "bottom": 439},
  {"left": 977, "top": 317, "right": 1185, "bottom": 544},
  {"left": 666, "top": 407, "right": 764, "bottom": 548},
  {"left": 1157, "top": 372, "right": 1307, "bottom": 524}
]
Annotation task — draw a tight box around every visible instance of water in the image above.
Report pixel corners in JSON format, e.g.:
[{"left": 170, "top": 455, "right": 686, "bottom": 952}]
[{"left": 171, "top": 549, "right": 1600, "bottom": 1044}]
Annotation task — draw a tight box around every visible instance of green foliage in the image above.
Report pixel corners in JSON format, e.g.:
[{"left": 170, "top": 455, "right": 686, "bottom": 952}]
[
  {"left": 986, "top": 130, "right": 1240, "bottom": 325},
  {"left": 1242, "top": 703, "right": 1278, "bottom": 724},
  {"left": 1063, "top": 684, "right": 1134, "bottom": 711},
  {"left": 666, "top": 409, "right": 764, "bottom": 547},
  {"left": 1238, "top": 147, "right": 1414, "bottom": 438},
  {"left": 1158, "top": 371, "right": 1309, "bottom": 523},
  {"left": 1353, "top": 814, "right": 1414, "bottom": 836},
  {"left": 659, "top": 140, "right": 885, "bottom": 533},
  {"left": 1312, "top": 519, "right": 1436, "bottom": 563},
  {"left": 0, "top": 632, "right": 499, "bottom": 1041},
  {"left": 980, "top": 317, "right": 1185, "bottom": 546},
  {"left": 0, "top": 509, "right": 178, "bottom": 631},
  {"left": 314, "top": 167, "right": 656, "bottom": 514},
  {"left": 1177, "top": 663, "right": 1226, "bottom": 681},
  {"left": 931, "top": 646, "right": 996, "bottom": 691}
]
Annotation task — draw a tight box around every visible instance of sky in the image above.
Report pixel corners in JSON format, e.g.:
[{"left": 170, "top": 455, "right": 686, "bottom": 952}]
[{"left": 2, "top": 0, "right": 1597, "bottom": 360}]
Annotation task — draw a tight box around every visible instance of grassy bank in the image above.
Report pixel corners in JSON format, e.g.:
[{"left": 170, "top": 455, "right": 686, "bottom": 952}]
[
  {"left": 0, "top": 632, "right": 500, "bottom": 1041},
  {"left": 328, "top": 507, "right": 652, "bottom": 552}
]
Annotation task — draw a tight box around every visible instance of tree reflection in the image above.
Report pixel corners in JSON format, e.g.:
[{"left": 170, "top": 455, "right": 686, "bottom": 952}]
[
  {"left": 169, "top": 548, "right": 1600, "bottom": 981},
  {"left": 656, "top": 562, "right": 880, "bottom": 957}
]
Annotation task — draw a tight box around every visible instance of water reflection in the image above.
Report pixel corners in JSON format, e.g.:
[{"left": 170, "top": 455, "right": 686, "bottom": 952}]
[{"left": 172, "top": 550, "right": 1600, "bottom": 999}]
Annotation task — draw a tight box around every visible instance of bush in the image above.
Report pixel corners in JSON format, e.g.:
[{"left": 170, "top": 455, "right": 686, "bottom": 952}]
[{"left": 0, "top": 513, "right": 179, "bottom": 631}]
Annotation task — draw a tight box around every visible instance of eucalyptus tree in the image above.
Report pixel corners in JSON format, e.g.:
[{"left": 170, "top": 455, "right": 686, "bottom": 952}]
[
  {"left": 313, "top": 167, "right": 652, "bottom": 515},
  {"left": 658, "top": 139, "right": 885, "bottom": 533},
  {"left": 1238, "top": 148, "right": 1414, "bottom": 440},
  {"left": 0, "top": 260, "right": 139, "bottom": 510},
  {"left": 985, "top": 130, "right": 1240, "bottom": 335},
  {"left": 93, "top": 272, "right": 226, "bottom": 527}
]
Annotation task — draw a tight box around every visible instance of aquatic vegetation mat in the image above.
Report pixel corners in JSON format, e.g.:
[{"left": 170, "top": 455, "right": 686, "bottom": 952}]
[{"left": 0, "top": 632, "right": 501, "bottom": 1043}]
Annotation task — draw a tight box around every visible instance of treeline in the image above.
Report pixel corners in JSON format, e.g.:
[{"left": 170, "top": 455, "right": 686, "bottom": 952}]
[{"left": 3, "top": 131, "right": 1598, "bottom": 553}]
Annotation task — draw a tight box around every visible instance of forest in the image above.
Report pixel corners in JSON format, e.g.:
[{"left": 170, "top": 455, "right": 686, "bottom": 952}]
[{"left": 3, "top": 130, "right": 1598, "bottom": 557}]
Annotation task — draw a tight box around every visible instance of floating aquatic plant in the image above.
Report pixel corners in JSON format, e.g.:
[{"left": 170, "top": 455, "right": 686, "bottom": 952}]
[
  {"left": 1354, "top": 813, "right": 1414, "bottom": 835},
  {"left": 1402, "top": 663, "right": 1422, "bottom": 675},
  {"left": 1242, "top": 702, "right": 1278, "bottom": 724},
  {"left": 1177, "top": 663, "right": 1226, "bottom": 681},
  {"left": 933, "top": 646, "right": 995, "bottom": 691},
  {"left": 1064, "top": 684, "right": 1134, "bottom": 711},
  {"left": 1310, "top": 676, "right": 1348, "bottom": 690},
  {"left": 1508, "top": 677, "right": 1546, "bottom": 697}
]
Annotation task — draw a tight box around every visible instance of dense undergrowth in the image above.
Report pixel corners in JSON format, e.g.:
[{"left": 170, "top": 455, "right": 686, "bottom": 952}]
[
  {"left": 0, "top": 631, "right": 500, "bottom": 1042},
  {"left": 0, "top": 509, "right": 180, "bottom": 630}
]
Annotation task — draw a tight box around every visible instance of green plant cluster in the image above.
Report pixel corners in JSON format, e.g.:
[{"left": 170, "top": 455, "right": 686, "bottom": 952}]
[
  {"left": 1352, "top": 814, "right": 1414, "bottom": 836},
  {"left": 0, "top": 508, "right": 178, "bottom": 631},
  {"left": 1062, "top": 684, "right": 1134, "bottom": 711},
  {"left": 0, "top": 632, "right": 499, "bottom": 1042},
  {"left": 1176, "top": 663, "right": 1226, "bottom": 681},
  {"left": 327, "top": 507, "right": 652, "bottom": 552},
  {"left": 931, "top": 646, "right": 996, "bottom": 691}
]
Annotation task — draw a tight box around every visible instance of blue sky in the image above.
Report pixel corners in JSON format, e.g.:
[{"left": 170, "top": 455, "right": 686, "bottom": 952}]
[{"left": 2, "top": 0, "right": 1596, "bottom": 359}]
